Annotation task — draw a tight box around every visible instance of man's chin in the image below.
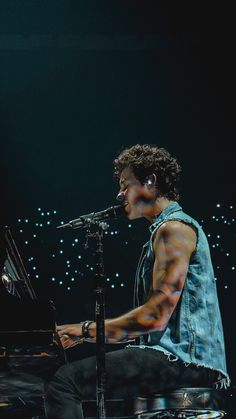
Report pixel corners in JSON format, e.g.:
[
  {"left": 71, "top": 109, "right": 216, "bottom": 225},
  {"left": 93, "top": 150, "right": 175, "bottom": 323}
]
[
  {"left": 126, "top": 209, "right": 142, "bottom": 220},
  {"left": 124, "top": 204, "right": 143, "bottom": 220}
]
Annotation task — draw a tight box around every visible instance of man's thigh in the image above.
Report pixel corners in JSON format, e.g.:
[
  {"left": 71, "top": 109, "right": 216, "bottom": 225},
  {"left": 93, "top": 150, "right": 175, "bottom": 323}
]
[{"left": 64, "top": 347, "right": 187, "bottom": 400}]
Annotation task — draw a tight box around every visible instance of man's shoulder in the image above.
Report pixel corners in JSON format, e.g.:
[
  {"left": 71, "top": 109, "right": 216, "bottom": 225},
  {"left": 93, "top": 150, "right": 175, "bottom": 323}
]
[
  {"left": 153, "top": 220, "right": 197, "bottom": 254},
  {"left": 158, "top": 219, "right": 197, "bottom": 238}
]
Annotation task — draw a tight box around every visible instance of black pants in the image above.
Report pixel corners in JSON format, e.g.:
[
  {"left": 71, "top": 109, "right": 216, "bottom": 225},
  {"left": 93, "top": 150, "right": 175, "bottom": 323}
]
[{"left": 45, "top": 347, "right": 218, "bottom": 419}]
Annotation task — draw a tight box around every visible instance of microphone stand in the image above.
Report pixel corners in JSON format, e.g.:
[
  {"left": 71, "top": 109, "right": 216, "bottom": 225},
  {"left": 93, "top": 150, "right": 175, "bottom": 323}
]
[
  {"left": 70, "top": 218, "right": 108, "bottom": 419},
  {"left": 84, "top": 221, "right": 108, "bottom": 419},
  {"left": 57, "top": 205, "right": 124, "bottom": 419}
]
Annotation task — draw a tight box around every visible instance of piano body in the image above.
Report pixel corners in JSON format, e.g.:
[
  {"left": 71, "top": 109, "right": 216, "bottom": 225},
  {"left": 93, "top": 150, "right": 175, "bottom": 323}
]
[{"left": 0, "top": 227, "right": 66, "bottom": 418}]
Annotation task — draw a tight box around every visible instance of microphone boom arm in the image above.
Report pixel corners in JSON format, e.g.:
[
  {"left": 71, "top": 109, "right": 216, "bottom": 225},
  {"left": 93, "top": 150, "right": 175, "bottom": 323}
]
[{"left": 57, "top": 205, "right": 125, "bottom": 230}]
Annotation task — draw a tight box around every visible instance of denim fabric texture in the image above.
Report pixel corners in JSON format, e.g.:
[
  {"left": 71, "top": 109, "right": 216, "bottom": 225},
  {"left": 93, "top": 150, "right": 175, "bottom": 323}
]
[{"left": 130, "top": 201, "right": 230, "bottom": 388}]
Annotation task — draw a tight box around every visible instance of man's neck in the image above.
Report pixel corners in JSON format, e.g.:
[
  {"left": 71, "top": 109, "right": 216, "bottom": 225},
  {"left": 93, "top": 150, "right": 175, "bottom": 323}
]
[{"left": 145, "top": 198, "right": 173, "bottom": 223}]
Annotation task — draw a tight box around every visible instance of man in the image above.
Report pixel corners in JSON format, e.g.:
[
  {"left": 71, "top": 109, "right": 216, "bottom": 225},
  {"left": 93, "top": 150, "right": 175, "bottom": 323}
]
[{"left": 46, "top": 144, "right": 229, "bottom": 419}]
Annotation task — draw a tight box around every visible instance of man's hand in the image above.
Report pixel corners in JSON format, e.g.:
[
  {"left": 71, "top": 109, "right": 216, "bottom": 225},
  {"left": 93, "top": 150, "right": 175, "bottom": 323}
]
[{"left": 57, "top": 323, "right": 85, "bottom": 350}]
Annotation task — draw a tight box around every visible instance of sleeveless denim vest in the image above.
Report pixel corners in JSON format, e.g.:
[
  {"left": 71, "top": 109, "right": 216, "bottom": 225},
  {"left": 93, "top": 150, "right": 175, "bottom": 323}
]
[{"left": 129, "top": 201, "right": 230, "bottom": 388}]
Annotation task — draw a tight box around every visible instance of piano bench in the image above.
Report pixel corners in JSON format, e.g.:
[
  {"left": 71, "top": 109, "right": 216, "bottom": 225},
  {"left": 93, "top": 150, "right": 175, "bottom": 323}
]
[{"left": 134, "top": 387, "right": 226, "bottom": 418}]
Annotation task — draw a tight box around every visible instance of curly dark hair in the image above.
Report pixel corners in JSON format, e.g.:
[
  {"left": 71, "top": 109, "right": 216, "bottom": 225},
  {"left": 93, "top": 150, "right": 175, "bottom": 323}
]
[{"left": 113, "top": 144, "right": 182, "bottom": 200}]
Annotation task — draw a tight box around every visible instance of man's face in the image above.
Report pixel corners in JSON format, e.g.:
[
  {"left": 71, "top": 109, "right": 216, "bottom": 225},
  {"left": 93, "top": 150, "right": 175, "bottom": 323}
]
[{"left": 117, "top": 167, "right": 156, "bottom": 220}]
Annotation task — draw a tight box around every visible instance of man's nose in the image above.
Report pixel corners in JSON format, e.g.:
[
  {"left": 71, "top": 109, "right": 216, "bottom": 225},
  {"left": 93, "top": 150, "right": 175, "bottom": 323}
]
[{"left": 116, "top": 191, "right": 126, "bottom": 203}]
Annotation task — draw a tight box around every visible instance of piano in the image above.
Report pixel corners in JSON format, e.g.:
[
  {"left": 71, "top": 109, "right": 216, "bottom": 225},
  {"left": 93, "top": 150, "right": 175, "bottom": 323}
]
[{"left": 0, "top": 227, "right": 66, "bottom": 419}]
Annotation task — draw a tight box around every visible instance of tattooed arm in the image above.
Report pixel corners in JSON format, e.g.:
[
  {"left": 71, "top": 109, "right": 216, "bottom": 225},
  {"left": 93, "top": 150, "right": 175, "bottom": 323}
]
[{"left": 57, "top": 221, "right": 196, "bottom": 346}]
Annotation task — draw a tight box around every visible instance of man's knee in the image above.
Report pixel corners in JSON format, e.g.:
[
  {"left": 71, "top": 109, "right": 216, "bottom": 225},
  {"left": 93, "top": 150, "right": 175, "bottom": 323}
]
[
  {"left": 55, "top": 363, "right": 74, "bottom": 381},
  {"left": 46, "top": 363, "right": 78, "bottom": 396}
]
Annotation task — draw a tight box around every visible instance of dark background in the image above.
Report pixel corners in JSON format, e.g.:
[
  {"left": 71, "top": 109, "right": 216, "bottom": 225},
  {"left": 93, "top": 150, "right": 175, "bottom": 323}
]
[{"left": 0, "top": 1, "right": 235, "bottom": 415}]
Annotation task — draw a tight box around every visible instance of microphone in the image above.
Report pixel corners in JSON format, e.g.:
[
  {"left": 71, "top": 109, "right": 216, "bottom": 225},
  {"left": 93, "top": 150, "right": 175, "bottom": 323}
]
[{"left": 57, "top": 204, "right": 126, "bottom": 230}]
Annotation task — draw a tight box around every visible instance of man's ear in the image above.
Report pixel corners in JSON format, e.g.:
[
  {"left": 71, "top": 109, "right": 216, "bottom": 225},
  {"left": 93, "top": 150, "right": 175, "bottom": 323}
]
[{"left": 144, "top": 174, "right": 157, "bottom": 187}]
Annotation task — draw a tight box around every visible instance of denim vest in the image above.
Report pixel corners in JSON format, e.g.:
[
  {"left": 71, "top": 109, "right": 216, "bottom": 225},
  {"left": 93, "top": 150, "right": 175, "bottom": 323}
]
[{"left": 129, "top": 201, "right": 230, "bottom": 388}]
